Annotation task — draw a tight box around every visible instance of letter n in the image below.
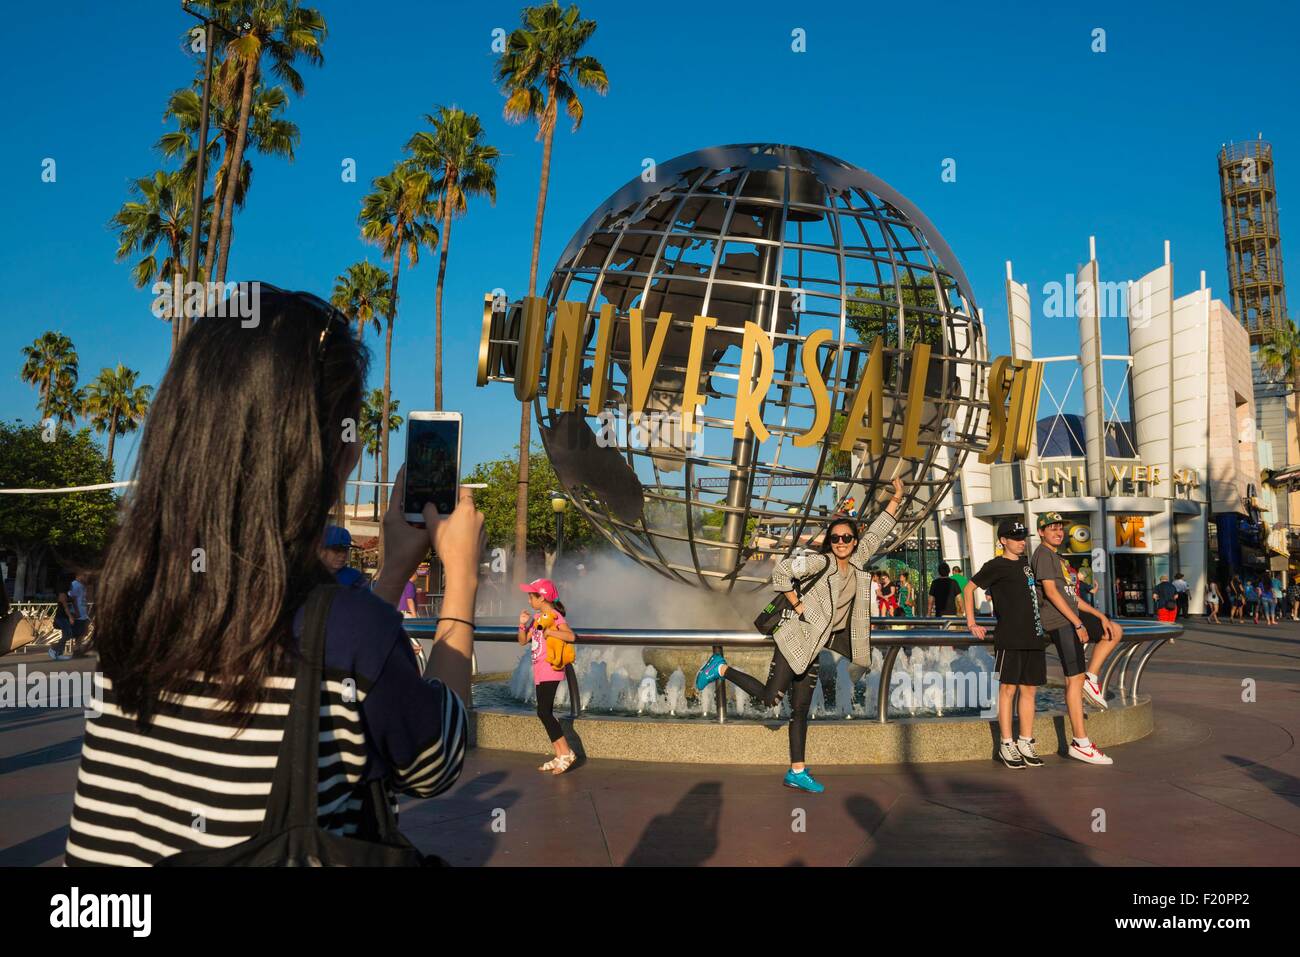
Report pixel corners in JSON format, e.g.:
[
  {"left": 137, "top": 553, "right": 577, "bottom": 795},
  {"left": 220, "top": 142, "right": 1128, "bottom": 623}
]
[{"left": 547, "top": 301, "right": 585, "bottom": 412}]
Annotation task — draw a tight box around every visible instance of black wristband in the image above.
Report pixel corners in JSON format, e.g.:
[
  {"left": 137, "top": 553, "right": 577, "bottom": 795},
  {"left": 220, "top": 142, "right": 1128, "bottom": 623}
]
[{"left": 438, "top": 616, "right": 475, "bottom": 629}]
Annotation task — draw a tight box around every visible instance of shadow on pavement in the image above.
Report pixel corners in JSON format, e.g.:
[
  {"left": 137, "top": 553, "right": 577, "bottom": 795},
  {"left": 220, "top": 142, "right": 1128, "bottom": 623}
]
[{"left": 625, "top": 781, "right": 721, "bottom": 866}]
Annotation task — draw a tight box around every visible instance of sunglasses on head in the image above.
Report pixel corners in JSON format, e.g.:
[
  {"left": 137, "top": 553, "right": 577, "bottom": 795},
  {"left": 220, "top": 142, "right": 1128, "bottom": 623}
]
[{"left": 829, "top": 533, "right": 856, "bottom": 544}]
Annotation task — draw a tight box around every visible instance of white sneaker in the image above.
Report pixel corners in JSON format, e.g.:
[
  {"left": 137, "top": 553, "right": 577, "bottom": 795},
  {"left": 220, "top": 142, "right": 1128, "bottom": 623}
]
[
  {"left": 1082, "top": 674, "right": 1108, "bottom": 709},
  {"left": 1068, "top": 740, "right": 1113, "bottom": 765}
]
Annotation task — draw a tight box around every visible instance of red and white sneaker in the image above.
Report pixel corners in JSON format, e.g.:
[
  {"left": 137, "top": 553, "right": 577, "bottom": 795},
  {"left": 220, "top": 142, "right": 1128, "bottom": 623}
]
[
  {"left": 1068, "top": 740, "right": 1113, "bottom": 765},
  {"left": 1082, "top": 674, "right": 1108, "bottom": 710}
]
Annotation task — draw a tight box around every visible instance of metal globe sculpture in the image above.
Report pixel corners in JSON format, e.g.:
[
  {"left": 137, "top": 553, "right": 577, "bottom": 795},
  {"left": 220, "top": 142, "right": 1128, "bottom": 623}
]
[{"left": 482, "top": 144, "right": 989, "bottom": 592}]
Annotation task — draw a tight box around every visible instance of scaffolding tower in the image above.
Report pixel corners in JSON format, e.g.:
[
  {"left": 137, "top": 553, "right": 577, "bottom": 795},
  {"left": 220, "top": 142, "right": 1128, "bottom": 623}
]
[{"left": 1219, "top": 138, "right": 1289, "bottom": 344}]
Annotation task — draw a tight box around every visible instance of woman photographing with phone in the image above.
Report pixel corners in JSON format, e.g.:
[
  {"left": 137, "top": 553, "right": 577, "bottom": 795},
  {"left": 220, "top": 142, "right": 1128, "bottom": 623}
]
[
  {"left": 695, "top": 478, "right": 906, "bottom": 793},
  {"left": 65, "top": 286, "right": 482, "bottom": 866}
]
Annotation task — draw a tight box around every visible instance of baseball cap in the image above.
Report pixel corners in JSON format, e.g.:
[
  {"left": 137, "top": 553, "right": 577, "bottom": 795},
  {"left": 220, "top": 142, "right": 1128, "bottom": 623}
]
[
  {"left": 997, "top": 519, "right": 1028, "bottom": 540},
  {"left": 323, "top": 525, "right": 353, "bottom": 549},
  {"left": 519, "top": 578, "right": 558, "bottom": 602},
  {"left": 1036, "top": 511, "right": 1066, "bottom": 530}
]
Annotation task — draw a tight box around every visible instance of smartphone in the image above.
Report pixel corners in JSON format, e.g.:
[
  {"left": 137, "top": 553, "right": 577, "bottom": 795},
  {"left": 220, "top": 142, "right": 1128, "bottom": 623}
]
[{"left": 403, "top": 411, "right": 462, "bottom": 523}]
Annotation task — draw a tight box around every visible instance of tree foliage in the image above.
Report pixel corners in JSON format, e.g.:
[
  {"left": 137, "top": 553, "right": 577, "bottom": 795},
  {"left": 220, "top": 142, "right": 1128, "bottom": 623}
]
[
  {"left": 0, "top": 422, "right": 118, "bottom": 563},
  {"left": 463, "top": 447, "right": 596, "bottom": 554}
]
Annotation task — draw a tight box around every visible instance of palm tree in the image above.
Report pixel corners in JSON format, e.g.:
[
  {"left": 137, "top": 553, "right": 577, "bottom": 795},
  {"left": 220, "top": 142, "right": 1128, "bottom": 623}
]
[
  {"left": 213, "top": 0, "right": 325, "bottom": 284},
  {"left": 110, "top": 169, "right": 194, "bottom": 351},
  {"left": 333, "top": 263, "right": 392, "bottom": 511},
  {"left": 1258, "top": 319, "right": 1299, "bottom": 390},
  {"left": 20, "top": 332, "right": 80, "bottom": 424},
  {"left": 495, "top": 0, "right": 608, "bottom": 577},
  {"left": 359, "top": 163, "right": 437, "bottom": 515},
  {"left": 159, "top": 78, "right": 299, "bottom": 301},
  {"left": 406, "top": 106, "right": 500, "bottom": 410},
  {"left": 331, "top": 261, "right": 392, "bottom": 342},
  {"left": 83, "top": 365, "right": 153, "bottom": 465},
  {"left": 360, "top": 389, "right": 402, "bottom": 520}
]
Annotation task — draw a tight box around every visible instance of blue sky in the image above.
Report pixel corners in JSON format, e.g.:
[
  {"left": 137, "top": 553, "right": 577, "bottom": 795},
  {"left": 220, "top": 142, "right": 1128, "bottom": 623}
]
[{"left": 2, "top": 0, "right": 1296, "bottom": 487}]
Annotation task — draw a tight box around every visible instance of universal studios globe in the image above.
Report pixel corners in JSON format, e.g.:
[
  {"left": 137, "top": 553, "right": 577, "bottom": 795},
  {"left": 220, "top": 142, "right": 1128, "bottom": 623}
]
[{"left": 480, "top": 144, "right": 989, "bottom": 592}]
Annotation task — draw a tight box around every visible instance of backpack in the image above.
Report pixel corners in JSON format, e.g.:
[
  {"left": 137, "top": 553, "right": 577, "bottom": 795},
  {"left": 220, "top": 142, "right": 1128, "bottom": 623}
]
[{"left": 158, "top": 585, "right": 437, "bottom": 867}]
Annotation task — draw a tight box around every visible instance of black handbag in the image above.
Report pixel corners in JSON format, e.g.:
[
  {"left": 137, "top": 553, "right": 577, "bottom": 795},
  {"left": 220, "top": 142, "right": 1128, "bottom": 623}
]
[
  {"left": 159, "top": 585, "right": 434, "bottom": 867},
  {"left": 754, "top": 558, "right": 832, "bottom": 635}
]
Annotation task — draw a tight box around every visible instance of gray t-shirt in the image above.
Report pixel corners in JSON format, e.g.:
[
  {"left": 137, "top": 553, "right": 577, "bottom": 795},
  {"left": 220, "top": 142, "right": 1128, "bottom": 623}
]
[
  {"left": 1030, "top": 543, "right": 1077, "bottom": 632},
  {"left": 830, "top": 565, "right": 855, "bottom": 634}
]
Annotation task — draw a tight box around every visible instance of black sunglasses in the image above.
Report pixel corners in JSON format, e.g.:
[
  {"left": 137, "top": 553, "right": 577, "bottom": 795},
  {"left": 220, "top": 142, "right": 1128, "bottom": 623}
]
[
  {"left": 828, "top": 533, "right": 856, "bottom": 544},
  {"left": 250, "top": 282, "right": 350, "bottom": 358}
]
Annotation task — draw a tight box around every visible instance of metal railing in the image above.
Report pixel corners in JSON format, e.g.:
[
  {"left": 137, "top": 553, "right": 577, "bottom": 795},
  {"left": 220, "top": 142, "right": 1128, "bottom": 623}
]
[{"left": 404, "top": 616, "right": 1181, "bottom": 724}]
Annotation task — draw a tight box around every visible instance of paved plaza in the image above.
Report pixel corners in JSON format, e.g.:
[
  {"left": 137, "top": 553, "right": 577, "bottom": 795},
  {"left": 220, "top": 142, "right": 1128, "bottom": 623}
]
[{"left": 3, "top": 619, "right": 1298, "bottom": 867}]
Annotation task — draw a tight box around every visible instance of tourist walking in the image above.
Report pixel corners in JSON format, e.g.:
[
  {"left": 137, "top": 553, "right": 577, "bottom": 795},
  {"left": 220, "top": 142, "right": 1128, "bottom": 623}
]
[
  {"left": 48, "top": 572, "right": 77, "bottom": 661},
  {"left": 1229, "top": 576, "right": 1245, "bottom": 621},
  {"left": 1172, "top": 573, "right": 1189, "bottom": 619},
  {"left": 65, "top": 287, "right": 477, "bottom": 866},
  {"left": 1154, "top": 575, "right": 1179, "bottom": 624},
  {"left": 1289, "top": 578, "right": 1300, "bottom": 620},
  {"left": 1029, "top": 512, "right": 1116, "bottom": 765},
  {"left": 695, "top": 479, "right": 906, "bottom": 794},
  {"left": 898, "top": 571, "right": 915, "bottom": 617},
  {"left": 1206, "top": 580, "right": 1222, "bottom": 623},
  {"left": 878, "top": 571, "right": 898, "bottom": 617},
  {"left": 1259, "top": 576, "right": 1277, "bottom": 625},
  {"left": 928, "top": 563, "right": 960, "bottom": 616},
  {"left": 518, "top": 578, "right": 579, "bottom": 774}
]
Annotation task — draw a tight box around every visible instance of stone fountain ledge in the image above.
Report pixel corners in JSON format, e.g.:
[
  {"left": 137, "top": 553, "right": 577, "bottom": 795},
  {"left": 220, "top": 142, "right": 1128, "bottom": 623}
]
[{"left": 468, "top": 696, "right": 1153, "bottom": 766}]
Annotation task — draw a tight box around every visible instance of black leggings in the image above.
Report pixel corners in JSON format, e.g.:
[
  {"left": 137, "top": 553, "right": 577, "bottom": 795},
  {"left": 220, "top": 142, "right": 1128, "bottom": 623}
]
[
  {"left": 536, "top": 680, "right": 564, "bottom": 742},
  {"left": 722, "top": 646, "right": 821, "bottom": 764}
]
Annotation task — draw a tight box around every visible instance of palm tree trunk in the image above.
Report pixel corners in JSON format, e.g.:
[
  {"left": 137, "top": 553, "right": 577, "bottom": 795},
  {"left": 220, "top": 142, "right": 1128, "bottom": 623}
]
[
  {"left": 106, "top": 421, "right": 117, "bottom": 465},
  {"left": 352, "top": 454, "right": 364, "bottom": 516},
  {"left": 382, "top": 238, "right": 404, "bottom": 522},
  {"left": 205, "top": 167, "right": 225, "bottom": 284},
  {"left": 215, "top": 58, "right": 257, "bottom": 285},
  {"left": 372, "top": 448, "right": 381, "bottom": 522},
  {"left": 514, "top": 100, "right": 558, "bottom": 582},
  {"left": 434, "top": 194, "right": 453, "bottom": 411}
]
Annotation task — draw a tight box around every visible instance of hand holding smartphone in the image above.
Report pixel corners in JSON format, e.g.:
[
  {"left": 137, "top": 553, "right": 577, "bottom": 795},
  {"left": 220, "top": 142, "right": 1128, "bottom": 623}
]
[{"left": 403, "top": 411, "right": 463, "bottom": 524}]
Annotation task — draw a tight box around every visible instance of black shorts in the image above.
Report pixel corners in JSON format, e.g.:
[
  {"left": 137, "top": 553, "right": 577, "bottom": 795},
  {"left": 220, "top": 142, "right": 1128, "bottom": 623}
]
[
  {"left": 1049, "top": 624, "right": 1087, "bottom": 677},
  {"left": 994, "top": 647, "right": 1046, "bottom": 686},
  {"left": 1081, "top": 615, "right": 1106, "bottom": 644}
]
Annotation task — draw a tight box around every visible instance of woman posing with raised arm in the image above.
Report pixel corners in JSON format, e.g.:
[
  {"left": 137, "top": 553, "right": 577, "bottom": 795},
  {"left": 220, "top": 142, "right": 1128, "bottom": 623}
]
[{"left": 695, "top": 478, "right": 906, "bottom": 793}]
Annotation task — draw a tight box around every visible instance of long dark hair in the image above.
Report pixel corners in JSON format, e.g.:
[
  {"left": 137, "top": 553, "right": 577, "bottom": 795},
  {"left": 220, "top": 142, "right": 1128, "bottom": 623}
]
[
  {"left": 818, "top": 515, "right": 860, "bottom": 554},
  {"left": 95, "top": 286, "right": 367, "bottom": 725}
]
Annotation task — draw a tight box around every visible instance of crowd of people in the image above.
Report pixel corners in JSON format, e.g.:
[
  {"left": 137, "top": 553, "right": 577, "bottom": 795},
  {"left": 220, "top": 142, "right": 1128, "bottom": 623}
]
[{"left": 1200, "top": 573, "right": 1299, "bottom": 625}]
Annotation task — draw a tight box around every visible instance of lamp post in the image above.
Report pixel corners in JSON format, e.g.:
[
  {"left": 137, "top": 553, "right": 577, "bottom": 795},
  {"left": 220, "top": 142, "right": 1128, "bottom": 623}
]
[{"left": 551, "top": 494, "right": 567, "bottom": 567}]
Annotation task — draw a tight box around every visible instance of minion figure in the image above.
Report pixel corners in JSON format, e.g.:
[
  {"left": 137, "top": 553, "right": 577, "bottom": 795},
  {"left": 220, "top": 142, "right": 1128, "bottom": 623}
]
[{"left": 1066, "top": 522, "right": 1092, "bottom": 553}]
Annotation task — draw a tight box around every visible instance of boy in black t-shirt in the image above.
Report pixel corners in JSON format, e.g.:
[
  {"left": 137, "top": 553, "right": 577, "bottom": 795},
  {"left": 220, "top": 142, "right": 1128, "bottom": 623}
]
[{"left": 964, "top": 519, "right": 1046, "bottom": 769}]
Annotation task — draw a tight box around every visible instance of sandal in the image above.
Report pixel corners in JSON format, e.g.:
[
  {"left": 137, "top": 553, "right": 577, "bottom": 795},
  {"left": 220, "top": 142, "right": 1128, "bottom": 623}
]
[
  {"left": 551, "top": 752, "right": 577, "bottom": 775},
  {"left": 538, "top": 756, "right": 561, "bottom": 771}
]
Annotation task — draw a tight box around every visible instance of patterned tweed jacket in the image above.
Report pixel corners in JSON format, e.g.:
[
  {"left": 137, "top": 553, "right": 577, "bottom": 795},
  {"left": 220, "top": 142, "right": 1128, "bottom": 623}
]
[{"left": 769, "top": 509, "right": 898, "bottom": 674}]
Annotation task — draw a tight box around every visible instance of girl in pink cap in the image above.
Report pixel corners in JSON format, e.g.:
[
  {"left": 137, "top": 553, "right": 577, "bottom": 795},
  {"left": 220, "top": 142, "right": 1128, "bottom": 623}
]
[{"left": 517, "top": 578, "right": 578, "bottom": 774}]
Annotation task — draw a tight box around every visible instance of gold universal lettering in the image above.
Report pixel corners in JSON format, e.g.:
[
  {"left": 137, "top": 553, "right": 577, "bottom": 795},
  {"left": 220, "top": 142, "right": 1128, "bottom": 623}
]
[
  {"left": 733, "top": 321, "right": 775, "bottom": 440},
  {"left": 513, "top": 295, "right": 547, "bottom": 402},
  {"left": 900, "top": 343, "right": 931, "bottom": 458},
  {"left": 978, "top": 356, "right": 1013, "bottom": 464},
  {"left": 838, "top": 338, "right": 885, "bottom": 454},
  {"left": 627, "top": 309, "right": 674, "bottom": 413},
  {"left": 1109, "top": 464, "right": 1127, "bottom": 485},
  {"left": 794, "top": 328, "right": 834, "bottom": 448},
  {"left": 547, "top": 301, "right": 585, "bottom": 412},
  {"left": 680, "top": 314, "right": 719, "bottom": 434},
  {"left": 584, "top": 304, "right": 616, "bottom": 415}
]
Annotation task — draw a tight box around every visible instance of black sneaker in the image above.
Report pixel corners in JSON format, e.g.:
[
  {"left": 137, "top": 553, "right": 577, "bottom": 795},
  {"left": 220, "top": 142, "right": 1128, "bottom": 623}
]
[
  {"left": 1015, "top": 738, "right": 1044, "bottom": 767},
  {"left": 998, "top": 741, "right": 1026, "bottom": 769}
]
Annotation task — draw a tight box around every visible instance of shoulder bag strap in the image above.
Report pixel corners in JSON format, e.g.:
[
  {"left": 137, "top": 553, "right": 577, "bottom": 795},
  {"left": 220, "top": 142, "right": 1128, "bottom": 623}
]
[{"left": 261, "top": 584, "right": 340, "bottom": 835}]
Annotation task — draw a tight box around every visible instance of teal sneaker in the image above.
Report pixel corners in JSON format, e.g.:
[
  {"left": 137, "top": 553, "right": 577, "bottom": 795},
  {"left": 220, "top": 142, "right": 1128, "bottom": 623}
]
[
  {"left": 694, "top": 653, "right": 726, "bottom": 691},
  {"left": 783, "top": 768, "right": 825, "bottom": 793}
]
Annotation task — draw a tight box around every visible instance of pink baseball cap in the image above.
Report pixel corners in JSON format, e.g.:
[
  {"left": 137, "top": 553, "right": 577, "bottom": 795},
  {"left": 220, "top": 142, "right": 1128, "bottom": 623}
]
[{"left": 519, "top": 578, "right": 558, "bottom": 602}]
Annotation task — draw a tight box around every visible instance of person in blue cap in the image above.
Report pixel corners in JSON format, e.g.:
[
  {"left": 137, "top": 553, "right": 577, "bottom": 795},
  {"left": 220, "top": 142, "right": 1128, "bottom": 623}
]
[{"left": 321, "top": 526, "right": 365, "bottom": 587}]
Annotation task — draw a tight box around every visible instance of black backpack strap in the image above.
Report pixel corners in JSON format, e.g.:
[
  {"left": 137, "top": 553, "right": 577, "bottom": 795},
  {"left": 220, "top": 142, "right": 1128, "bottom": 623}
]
[
  {"left": 795, "top": 556, "right": 833, "bottom": 597},
  {"left": 261, "top": 584, "right": 339, "bottom": 835}
]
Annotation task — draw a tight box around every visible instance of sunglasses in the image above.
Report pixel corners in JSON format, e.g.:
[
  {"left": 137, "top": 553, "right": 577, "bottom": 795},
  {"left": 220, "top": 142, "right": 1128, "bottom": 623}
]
[
  {"left": 828, "top": 533, "right": 857, "bottom": 544},
  {"left": 251, "top": 282, "right": 351, "bottom": 359}
]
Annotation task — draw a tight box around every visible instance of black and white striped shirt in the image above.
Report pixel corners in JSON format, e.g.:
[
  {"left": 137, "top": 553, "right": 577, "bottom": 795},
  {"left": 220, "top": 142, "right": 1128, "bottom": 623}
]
[{"left": 65, "top": 588, "right": 466, "bottom": 866}]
